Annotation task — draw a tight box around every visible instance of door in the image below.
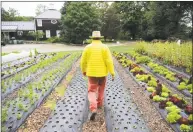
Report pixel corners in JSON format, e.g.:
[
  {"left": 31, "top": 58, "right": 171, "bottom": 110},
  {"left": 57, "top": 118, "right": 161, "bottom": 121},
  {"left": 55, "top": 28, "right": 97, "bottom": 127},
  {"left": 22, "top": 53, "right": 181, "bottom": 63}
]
[{"left": 46, "top": 30, "right": 50, "bottom": 38}]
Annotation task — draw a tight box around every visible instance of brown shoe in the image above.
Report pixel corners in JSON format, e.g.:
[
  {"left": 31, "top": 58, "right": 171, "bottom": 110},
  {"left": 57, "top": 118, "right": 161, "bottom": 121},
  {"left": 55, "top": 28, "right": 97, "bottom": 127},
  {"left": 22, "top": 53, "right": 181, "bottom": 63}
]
[{"left": 90, "top": 112, "right": 97, "bottom": 121}]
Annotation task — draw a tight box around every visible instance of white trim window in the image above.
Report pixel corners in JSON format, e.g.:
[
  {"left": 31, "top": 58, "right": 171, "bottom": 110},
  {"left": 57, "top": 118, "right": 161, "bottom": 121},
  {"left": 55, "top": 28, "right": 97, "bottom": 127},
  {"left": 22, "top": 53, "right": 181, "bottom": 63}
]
[
  {"left": 56, "top": 30, "right": 61, "bottom": 37},
  {"left": 37, "top": 19, "right": 42, "bottom": 27},
  {"left": 46, "top": 30, "right": 51, "bottom": 38},
  {"left": 37, "top": 30, "right": 43, "bottom": 38}
]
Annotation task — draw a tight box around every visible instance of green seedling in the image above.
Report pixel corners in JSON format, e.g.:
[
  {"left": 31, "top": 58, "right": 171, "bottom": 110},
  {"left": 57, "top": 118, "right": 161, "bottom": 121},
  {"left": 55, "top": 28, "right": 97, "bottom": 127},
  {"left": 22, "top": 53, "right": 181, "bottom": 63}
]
[
  {"left": 2, "top": 108, "right": 8, "bottom": 122},
  {"left": 17, "top": 102, "right": 24, "bottom": 110},
  {"left": 17, "top": 113, "right": 22, "bottom": 120}
]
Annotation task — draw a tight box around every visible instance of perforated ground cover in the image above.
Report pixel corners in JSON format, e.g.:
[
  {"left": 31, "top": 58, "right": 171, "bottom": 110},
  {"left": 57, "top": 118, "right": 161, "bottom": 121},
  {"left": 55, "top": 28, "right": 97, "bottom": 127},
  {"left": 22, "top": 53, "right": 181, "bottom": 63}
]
[
  {"left": 40, "top": 70, "right": 89, "bottom": 132},
  {"left": 41, "top": 70, "right": 150, "bottom": 132},
  {"left": 104, "top": 72, "right": 149, "bottom": 132}
]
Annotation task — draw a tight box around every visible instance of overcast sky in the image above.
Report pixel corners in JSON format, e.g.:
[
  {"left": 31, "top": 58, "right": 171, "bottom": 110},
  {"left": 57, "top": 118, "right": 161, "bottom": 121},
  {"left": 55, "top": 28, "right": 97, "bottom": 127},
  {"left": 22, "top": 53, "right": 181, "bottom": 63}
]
[{"left": 2, "top": 2, "right": 65, "bottom": 16}]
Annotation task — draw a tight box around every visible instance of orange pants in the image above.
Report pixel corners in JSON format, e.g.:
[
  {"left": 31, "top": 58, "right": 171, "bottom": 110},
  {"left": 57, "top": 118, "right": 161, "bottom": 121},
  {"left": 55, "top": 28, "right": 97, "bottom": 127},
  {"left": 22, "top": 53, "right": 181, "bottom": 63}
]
[{"left": 88, "top": 77, "right": 106, "bottom": 112}]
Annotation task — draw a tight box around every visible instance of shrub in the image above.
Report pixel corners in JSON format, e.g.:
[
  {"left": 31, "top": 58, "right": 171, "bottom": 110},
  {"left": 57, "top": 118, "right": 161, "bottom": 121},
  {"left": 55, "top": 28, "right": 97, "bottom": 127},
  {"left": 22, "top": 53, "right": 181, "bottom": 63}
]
[
  {"left": 47, "top": 37, "right": 61, "bottom": 43},
  {"left": 83, "top": 39, "right": 92, "bottom": 44}
]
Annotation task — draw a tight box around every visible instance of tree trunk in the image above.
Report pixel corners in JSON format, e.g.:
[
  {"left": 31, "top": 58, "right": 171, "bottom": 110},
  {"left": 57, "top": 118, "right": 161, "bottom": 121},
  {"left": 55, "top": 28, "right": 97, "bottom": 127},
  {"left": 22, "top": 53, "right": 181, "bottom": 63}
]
[{"left": 132, "top": 34, "right": 136, "bottom": 40}]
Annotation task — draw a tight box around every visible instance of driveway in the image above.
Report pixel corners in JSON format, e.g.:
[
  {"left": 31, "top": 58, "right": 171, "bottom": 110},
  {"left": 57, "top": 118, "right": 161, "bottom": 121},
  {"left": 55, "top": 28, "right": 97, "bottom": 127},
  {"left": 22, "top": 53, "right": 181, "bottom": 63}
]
[{"left": 2, "top": 43, "right": 125, "bottom": 53}]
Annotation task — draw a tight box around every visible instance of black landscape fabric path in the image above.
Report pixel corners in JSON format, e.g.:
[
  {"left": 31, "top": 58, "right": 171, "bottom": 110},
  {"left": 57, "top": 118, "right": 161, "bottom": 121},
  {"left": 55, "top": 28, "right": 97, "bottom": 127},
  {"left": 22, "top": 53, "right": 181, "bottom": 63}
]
[{"left": 40, "top": 69, "right": 150, "bottom": 132}]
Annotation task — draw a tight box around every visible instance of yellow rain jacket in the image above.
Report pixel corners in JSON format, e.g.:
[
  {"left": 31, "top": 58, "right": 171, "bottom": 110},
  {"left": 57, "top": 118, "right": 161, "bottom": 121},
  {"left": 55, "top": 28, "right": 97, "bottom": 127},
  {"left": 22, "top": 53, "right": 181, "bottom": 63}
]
[{"left": 80, "top": 40, "right": 115, "bottom": 77}]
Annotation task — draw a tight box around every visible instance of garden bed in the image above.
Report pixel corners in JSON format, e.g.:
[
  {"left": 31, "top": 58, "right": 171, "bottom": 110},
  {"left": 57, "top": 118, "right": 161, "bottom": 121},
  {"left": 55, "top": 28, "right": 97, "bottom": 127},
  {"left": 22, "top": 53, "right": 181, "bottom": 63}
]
[
  {"left": 113, "top": 52, "right": 193, "bottom": 132},
  {"left": 1, "top": 53, "right": 80, "bottom": 132}
]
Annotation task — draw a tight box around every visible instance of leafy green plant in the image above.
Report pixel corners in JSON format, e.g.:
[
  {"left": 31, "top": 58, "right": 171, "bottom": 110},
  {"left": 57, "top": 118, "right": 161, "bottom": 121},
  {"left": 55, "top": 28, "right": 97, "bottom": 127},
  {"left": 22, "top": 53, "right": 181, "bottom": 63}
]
[
  {"left": 166, "top": 112, "right": 181, "bottom": 123},
  {"left": 153, "top": 95, "right": 167, "bottom": 102},
  {"left": 17, "top": 102, "right": 24, "bottom": 110},
  {"left": 2, "top": 108, "right": 8, "bottom": 122},
  {"left": 180, "top": 124, "right": 191, "bottom": 132},
  {"left": 17, "top": 113, "right": 22, "bottom": 120},
  {"left": 188, "top": 114, "right": 193, "bottom": 121},
  {"left": 178, "top": 82, "right": 187, "bottom": 90},
  {"left": 166, "top": 105, "right": 181, "bottom": 113},
  {"left": 46, "top": 36, "right": 61, "bottom": 43},
  {"left": 161, "top": 92, "right": 169, "bottom": 97},
  {"left": 147, "top": 80, "right": 157, "bottom": 87},
  {"left": 136, "top": 56, "right": 151, "bottom": 64},
  {"left": 29, "top": 50, "right": 32, "bottom": 57},
  {"left": 147, "top": 87, "right": 155, "bottom": 92},
  {"left": 166, "top": 101, "right": 174, "bottom": 107},
  {"left": 165, "top": 74, "right": 176, "bottom": 82},
  {"left": 34, "top": 48, "right": 38, "bottom": 56}
]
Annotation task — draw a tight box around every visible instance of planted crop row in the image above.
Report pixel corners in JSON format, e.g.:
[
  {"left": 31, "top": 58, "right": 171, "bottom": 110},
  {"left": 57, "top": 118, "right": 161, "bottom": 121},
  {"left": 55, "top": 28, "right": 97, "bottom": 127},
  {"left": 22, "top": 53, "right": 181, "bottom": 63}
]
[
  {"left": 113, "top": 52, "right": 193, "bottom": 132},
  {"left": 1, "top": 52, "right": 69, "bottom": 99},
  {"left": 1, "top": 53, "right": 56, "bottom": 79},
  {"left": 135, "top": 41, "right": 192, "bottom": 74},
  {"left": 126, "top": 51, "right": 192, "bottom": 97},
  {"left": 2, "top": 49, "right": 38, "bottom": 69},
  {"left": 1, "top": 52, "right": 80, "bottom": 132}
]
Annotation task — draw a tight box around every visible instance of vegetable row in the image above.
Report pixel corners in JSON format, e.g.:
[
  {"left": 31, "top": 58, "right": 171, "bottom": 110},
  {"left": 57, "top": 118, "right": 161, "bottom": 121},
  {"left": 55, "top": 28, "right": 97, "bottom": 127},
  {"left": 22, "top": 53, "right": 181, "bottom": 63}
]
[
  {"left": 1, "top": 53, "right": 56, "bottom": 79},
  {"left": 1, "top": 52, "right": 80, "bottom": 132},
  {"left": 113, "top": 51, "right": 193, "bottom": 132},
  {"left": 1, "top": 49, "right": 39, "bottom": 69},
  {"left": 1, "top": 52, "right": 68, "bottom": 99},
  {"left": 126, "top": 51, "right": 192, "bottom": 96}
]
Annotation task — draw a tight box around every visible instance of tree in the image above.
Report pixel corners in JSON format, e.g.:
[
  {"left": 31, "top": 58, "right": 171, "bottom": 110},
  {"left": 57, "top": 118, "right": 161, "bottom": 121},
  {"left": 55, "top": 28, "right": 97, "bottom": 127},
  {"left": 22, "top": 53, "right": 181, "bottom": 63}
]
[
  {"left": 60, "top": 2, "right": 101, "bottom": 44},
  {"left": 27, "top": 31, "right": 45, "bottom": 42},
  {"left": 2, "top": 7, "right": 33, "bottom": 21},
  {"left": 142, "top": 1, "right": 192, "bottom": 40},
  {"left": 35, "top": 4, "right": 48, "bottom": 16},
  {"left": 114, "top": 2, "right": 145, "bottom": 40},
  {"left": 98, "top": 2, "right": 121, "bottom": 41}
]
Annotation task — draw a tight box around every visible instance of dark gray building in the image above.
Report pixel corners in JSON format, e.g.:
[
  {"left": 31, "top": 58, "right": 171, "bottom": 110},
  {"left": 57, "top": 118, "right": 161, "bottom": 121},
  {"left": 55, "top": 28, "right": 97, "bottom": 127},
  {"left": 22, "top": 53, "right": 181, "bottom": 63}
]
[
  {"left": 1, "top": 21, "right": 35, "bottom": 40},
  {"left": 35, "top": 9, "right": 61, "bottom": 39},
  {"left": 1, "top": 8, "right": 62, "bottom": 41}
]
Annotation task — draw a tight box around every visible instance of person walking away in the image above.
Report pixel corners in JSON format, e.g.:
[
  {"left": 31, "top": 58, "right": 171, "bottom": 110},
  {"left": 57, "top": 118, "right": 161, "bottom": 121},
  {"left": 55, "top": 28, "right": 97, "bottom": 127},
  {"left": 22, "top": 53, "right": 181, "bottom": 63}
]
[{"left": 80, "top": 31, "right": 115, "bottom": 121}]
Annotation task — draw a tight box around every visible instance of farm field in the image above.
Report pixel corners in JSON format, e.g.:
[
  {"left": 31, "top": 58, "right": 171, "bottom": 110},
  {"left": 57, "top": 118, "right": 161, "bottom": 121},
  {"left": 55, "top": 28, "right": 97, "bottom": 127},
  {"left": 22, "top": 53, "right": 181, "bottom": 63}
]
[{"left": 1, "top": 42, "right": 193, "bottom": 132}]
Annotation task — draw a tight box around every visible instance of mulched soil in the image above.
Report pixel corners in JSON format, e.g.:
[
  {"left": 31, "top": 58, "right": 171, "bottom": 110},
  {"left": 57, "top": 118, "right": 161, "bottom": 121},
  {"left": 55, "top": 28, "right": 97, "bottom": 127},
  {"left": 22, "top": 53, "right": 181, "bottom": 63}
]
[
  {"left": 17, "top": 59, "right": 80, "bottom": 132},
  {"left": 113, "top": 57, "right": 174, "bottom": 132},
  {"left": 82, "top": 107, "right": 106, "bottom": 132}
]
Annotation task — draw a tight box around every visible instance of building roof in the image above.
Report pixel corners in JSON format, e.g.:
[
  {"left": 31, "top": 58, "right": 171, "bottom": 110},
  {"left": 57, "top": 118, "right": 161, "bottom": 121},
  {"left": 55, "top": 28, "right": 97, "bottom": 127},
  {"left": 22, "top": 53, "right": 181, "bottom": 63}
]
[
  {"left": 35, "top": 9, "right": 61, "bottom": 19},
  {"left": 2, "top": 21, "right": 35, "bottom": 31},
  {"left": 2, "top": 25, "right": 18, "bottom": 31}
]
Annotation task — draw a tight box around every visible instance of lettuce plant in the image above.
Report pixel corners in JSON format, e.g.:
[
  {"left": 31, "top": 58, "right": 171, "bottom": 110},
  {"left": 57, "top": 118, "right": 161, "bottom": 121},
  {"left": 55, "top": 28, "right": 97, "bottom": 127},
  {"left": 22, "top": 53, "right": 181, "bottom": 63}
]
[
  {"left": 166, "top": 105, "right": 181, "bottom": 113},
  {"left": 166, "top": 112, "right": 181, "bottom": 123},
  {"left": 153, "top": 95, "right": 166, "bottom": 102},
  {"left": 161, "top": 92, "right": 169, "bottom": 97},
  {"left": 180, "top": 124, "right": 191, "bottom": 132},
  {"left": 147, "top": 87, "right": 155, "bottom": 92}
]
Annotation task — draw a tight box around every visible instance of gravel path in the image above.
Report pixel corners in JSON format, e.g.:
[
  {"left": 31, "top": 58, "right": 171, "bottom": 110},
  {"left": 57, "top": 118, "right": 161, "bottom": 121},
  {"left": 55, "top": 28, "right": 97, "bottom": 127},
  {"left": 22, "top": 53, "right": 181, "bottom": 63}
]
[
  {"left": 82, "top": 107, "right": 106, "bottom": 132},
  {"left": 2, "top": 43, "right": 124, "bottom": 53}
]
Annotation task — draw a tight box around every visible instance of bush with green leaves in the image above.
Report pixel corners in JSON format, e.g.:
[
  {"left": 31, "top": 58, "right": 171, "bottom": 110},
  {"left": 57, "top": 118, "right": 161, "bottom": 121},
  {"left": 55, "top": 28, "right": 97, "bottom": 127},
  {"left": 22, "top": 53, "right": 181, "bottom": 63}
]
[
  {"left": 47, "top": 36, "right": 61, "bottom": 43},
  {"left": 83, "top": 39, "right": 92, "bottom": 44}
]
